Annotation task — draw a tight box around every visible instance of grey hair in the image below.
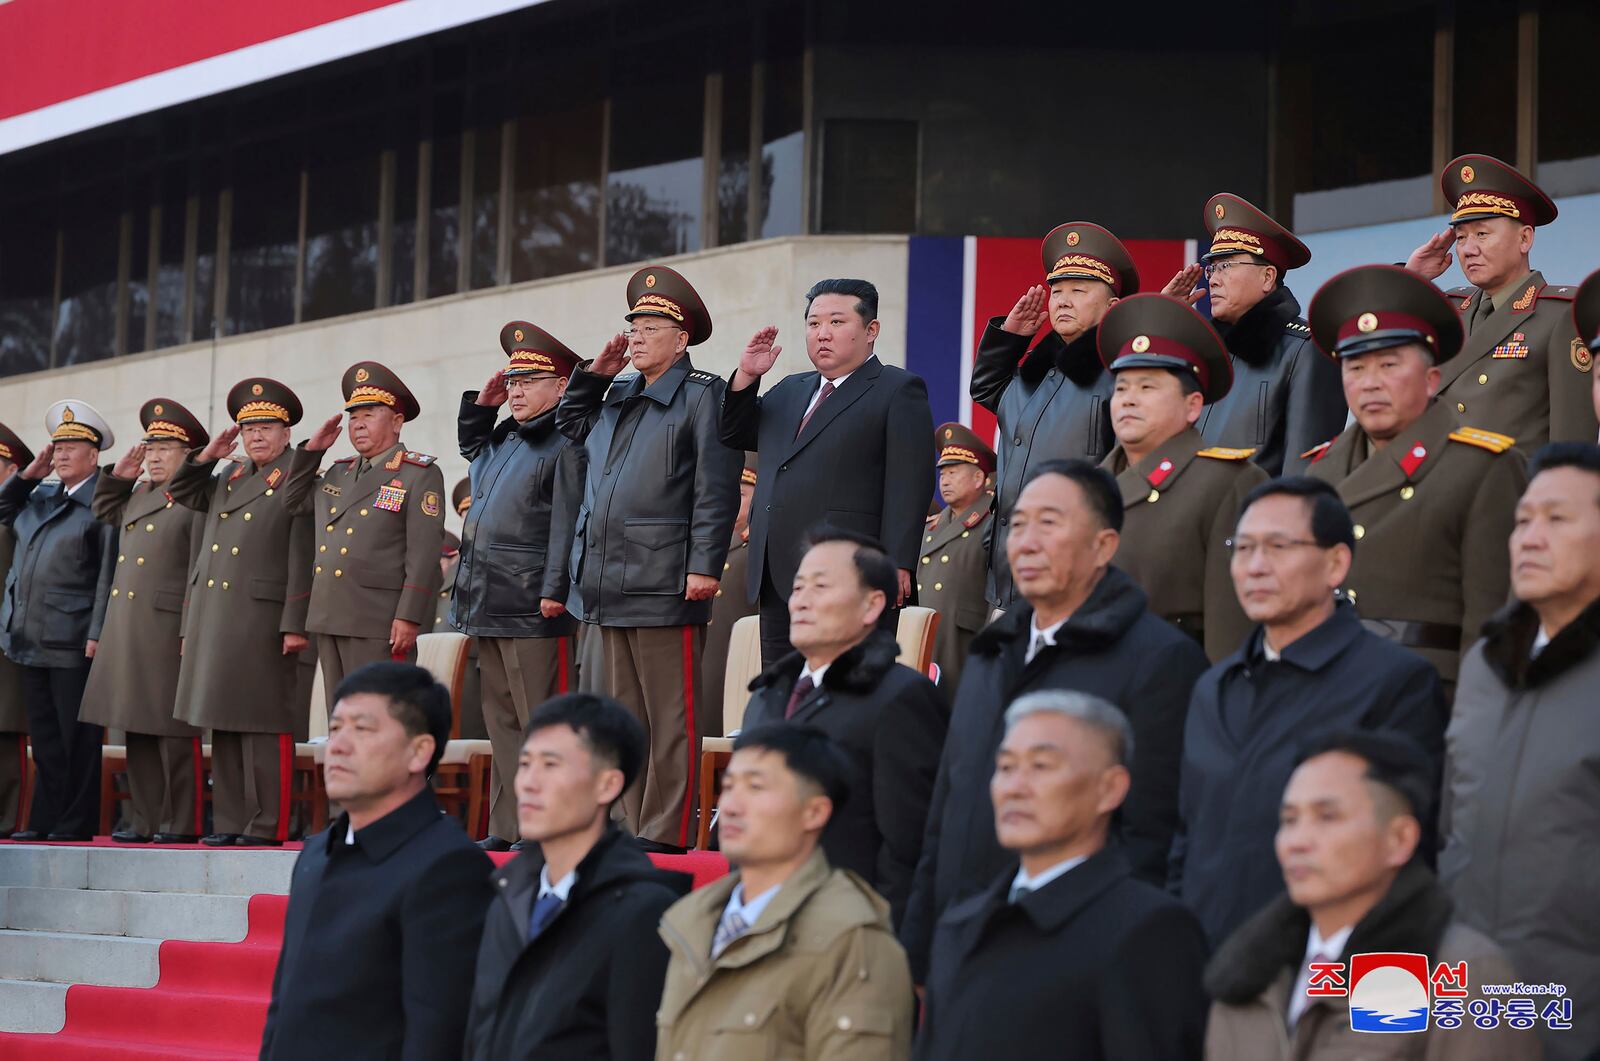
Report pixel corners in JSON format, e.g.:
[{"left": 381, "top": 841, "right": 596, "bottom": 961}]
[{"left": 1002, "top": 690, "right": 1134, "bottom": 767}]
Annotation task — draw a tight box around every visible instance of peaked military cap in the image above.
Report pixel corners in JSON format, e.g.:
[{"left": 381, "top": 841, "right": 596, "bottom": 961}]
[
  {"left": 342, "top": 361, "right": 421, "bottom": 421},
  {"left": 625, "top": 265, "right": 713, "bottom": 346},
  {"left": 1040, "top": 222, "right": 1140, "bottom": 297},
  {"left": 935, "top": 422, "right": 996, "bottom": 475},
  {"left": 452, "top": 476, "right": 472, "bottom": 516},
  {"left": 741, "top": 452, "right": 758, "bottom": 488},
  {"left": 0, "top": 421, "right": 35, "bottom": 467},
  {"left": 139, "top": 398, "right": 209, "bottom": 448},
  {"left": 1203, "top": 193, "right": 1311, "bottom": 271},
  {"left": 1574, "top": 269, "right": 1600, "bottom": 361},
  {"left": 499, "top": 321, "right": 581, "bottom": 379},
  {"left": 1308, "top": 264, "right": 1464, "bottom": 363},
  {"left": 1441, "top": 154, "right": 1558, "bottom": 227},
  {"left": 228, "top": 378, "right": 304, "bottom": 426},
  {"left": 45, "top": 399, "right": 113, "bottom": 449},
  {"left": 1097, "top": 293, "right": 1233, "bottom": 404}
]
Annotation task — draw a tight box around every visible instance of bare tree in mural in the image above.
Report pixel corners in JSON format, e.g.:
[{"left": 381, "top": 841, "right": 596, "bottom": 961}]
[
  {"left": 604, "top": 182, "right": 696, "bottom": 266},
  {"left": 717, "top": 154, "right": 777, "bottom": 242},
  {"left": 514, "top": 181, "right": 602, "bottom": 278}
]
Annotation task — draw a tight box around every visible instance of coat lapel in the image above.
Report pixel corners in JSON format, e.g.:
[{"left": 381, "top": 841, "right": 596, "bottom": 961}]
[
  {"left": 782, "top": 357, "right": 882, "bottom": 461},
  {"left": 1109, "top": 428, "right": 1203, "bottom": 508},
  {"left": 1438, "top": 271, "right": 1545, "bottom": 391},
  {"left": 220, "top": 452, "right": 291, "bottom": 513},
  {"left": 1338, "top": 401, "right": 1456, "bottom": 508},
  {"left": 924, "top": 495, "right": 992, "bottom": 552},
  {"left": 124, "top": 482, "right": 174, "bottom": 523},
  {"left": 786, "top": 686, "right": 831, "bottom": 724}
]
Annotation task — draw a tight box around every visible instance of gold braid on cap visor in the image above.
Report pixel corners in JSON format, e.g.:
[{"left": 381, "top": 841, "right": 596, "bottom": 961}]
[
  {"left": 235, "top": 401, "right": 291, "bottom": 424},
  {"left": 143, "top": 420, "right": 191, "bottom": 443},
  {"left": 51, "top": 422, "right": 100, "bottom": 443},
  {"left": 939, "top": 445, "right": 981, "bottom": 465},
  {"left": 345, "top": 385, "right": 398, "bottom": 409},
  {"left": 1208, "top": 228, "right": 1266, "bottom": 255},
  {"left": 0, "top": 443, "right": 13, "bottom": 460},
  {"left": 1047, "top": 254, "right": 1117, "bottom": 289},
  {"left": 1452, "top": 192, "right": 1522, "bottom": 221},
  {"left": 629, "top": 294, "right": 686, "bottom": 322},
  {"left": 506, "top": 351, "right": 557, "bottom": 374}
]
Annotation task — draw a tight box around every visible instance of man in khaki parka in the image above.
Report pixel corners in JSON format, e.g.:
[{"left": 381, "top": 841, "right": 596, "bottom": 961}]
[{"left": 656, "top": 724, "right": 913, "bottom": 1061}]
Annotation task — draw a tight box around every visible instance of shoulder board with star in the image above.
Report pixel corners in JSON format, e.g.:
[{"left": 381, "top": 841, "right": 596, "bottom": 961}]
[
  {"left": 1448, "top": 427, "right": 1515, "bottom": 454},
  {"left": 1197, "top": 446, "right": 1257, "bottom": 461},
  {"left": 1283, "top": 320, "right": 1311, "bottom": 337},
  {"left": 925, "top": 511, "right": 941, "bottom": 526},
  {"left": 1444, "top": 286, "right": 1476, "bottom": 313},
  {"left": 333, "top": 456, "right": 357, "bottom": 465},
  {"left": 685, "top": 369, "right": 720, "bottom": 385},
  {"left": 402, "top": 451, "right": 436, "bottom": 467},
  {"left": 1537, "top": 285, "right": 1576, "bottom": 302},
  {"left": 1300, "top": 439, "right": 1335, "bottom": 464},
  {"left": 963, "top": 506, "right": 989, "bottom": 529}
]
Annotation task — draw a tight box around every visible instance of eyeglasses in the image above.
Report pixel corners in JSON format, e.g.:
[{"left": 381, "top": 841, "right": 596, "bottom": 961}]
[
  {"left": 1225, "top": 537, "right": 1322, "bottom": 560},
  {"left": 625, "top": 324, "right": 684, "bottom": 340},
  {"left": 1203, "top": 259, "right": 1270, "bottom": 280}
]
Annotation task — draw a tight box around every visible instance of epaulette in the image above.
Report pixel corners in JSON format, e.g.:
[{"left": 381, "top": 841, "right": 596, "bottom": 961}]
[
  {"left": 1197, "top": 446, "right": 1257, "bottom": 461},
  {"left": 401, "top": 451, "right": 436, "bottom": 467},
  {"left": 1300, "top": 440, "right": 1334, "bottom": 464},
  {"left": 685, "top": 369, "right": 720, "bottom": 385},
  {"left": 333, "top": 456, "right": 357, "bottom": 464},
  {"left": 1538, "top": 285, "right": 1576, "bottom": 301},
  {"left": 1284, "top": 320, "right": 1311, "bottom": 337},
  {"left": 925, "top": 511, "right": 940, "bottom": 526},
  {"left": 1444, "top": 286, "right": 1475, "bottom": 298},
  {"left": 1448, "top": 427, "right": 1515, "bottom": 454}
]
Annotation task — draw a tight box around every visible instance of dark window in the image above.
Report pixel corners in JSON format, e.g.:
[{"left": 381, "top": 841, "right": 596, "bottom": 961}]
[
  {"left": 820, "top": 119, "right": 918, "bottom": 234},
  {"left": 0, "top": 211, "right": 56, "bottom": 377},
  {"left": 54, "top": 204, "right": 121, "bottom": 366},
  {"left": 606, "top": 70, "right": 705, "bottom": 265},
  {"left": 718, "top": 64, "right": 754, "bottom": 246},
  {"left": 468, "top": 126, "right": 502, "bottom": 290},
  {"left": 152, "top": 187, "right": 190, "bottom": 349},
  {"left": 127, "top": 205, "right": 150, "bottom": 356},
  {"left": 193, "top": 192, "right": 219, "bottom": 342},
  {"left": 1452, "top": 4, "right": 1518, "bottom": 165},
  {"left": 427, "top": 131, "right": 463, "bottom": 300},
  {"left": 759, "top": 54, "right": 804, "bottom": 239},
  {"left": 1538, "top": 0, "right": 1600, "bottom": 194},
  {"left": 226, "top": 135, "right": 300, "bottom": 335},
  {"left": 510, "top": 102, "right": 603, "bottom": 283},
  {"left": 390, "top": 143, "right": 420, "bottom": 306},
  {"left": 303, "top": 128, "right": 381, "bottom": 322}
]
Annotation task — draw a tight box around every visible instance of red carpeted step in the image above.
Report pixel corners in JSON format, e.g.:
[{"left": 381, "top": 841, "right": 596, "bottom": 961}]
[
  {"left": 56, "top": 985, "right": 268, "bottom": 1053},
  {"left": 0, "top": 1032, "right": 257, "bottom": 1059}
]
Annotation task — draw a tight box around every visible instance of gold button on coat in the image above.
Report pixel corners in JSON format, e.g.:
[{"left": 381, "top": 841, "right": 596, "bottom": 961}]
[
  {"left": 1400, "top": 486, "right": 1415, "bottom": 500},
  {"left": 1353, "top": 525, "right": 1366, "bottom": 540}
]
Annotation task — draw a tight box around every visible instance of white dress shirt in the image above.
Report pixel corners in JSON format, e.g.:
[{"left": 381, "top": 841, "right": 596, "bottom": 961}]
[
  {"left": 802, "top": 370, "right": 854, "bottom": 421},
  {"left": 1531, "top": 626, "right": 1552, "bottom": 658},
  {"left": 63, "top": 477, "right": 92, "bottom": 498},
  {"left": 539, "top": 865, "right": 578, "bottom": 901},
  {"left": 1008, "top": 853, "right": 1088, "bottom": 901},
  {"left": 1287, "top": 923, "right": 1354, "bottom": 1026},
  {"left": 1025, "top": 614, "right": 1070, "bottom": 663},
  {"left": 798, "top": 660, "right": 832, "bottom": 689},
  {"left": 719, "top": 881, "right": 781, "bottom": 932}
]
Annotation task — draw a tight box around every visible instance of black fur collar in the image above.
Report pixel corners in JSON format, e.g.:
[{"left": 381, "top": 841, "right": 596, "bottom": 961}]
[
  {"left": 1020, "top": 327, "right": 1104, "bottom": 388},
  {"left": 749, "top": 627, "right": 902, "bottom": 695},
  {"left": 1214, "top": 285, "right": 1303, "bottom": 368},
  {"left": 1204, "top": 862, "right": 1454, "bottom": 1004},
  {"left": 1480, "top": 595, "right": 1600, "bottom": 690}
]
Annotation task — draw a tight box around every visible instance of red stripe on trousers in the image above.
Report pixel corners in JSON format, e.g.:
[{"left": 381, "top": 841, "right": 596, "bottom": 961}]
[
  {"left": 275, "top": 734, "right": 292, "bottom": 842},
  {"left": 556, "top": 637, "right": 570, "bottom": 693},
  {"left": 192, "top": 737, "right": 205, "bottom": 838},
  {"left": 677, "top": 626, "right": 697, "bottom": 848}
]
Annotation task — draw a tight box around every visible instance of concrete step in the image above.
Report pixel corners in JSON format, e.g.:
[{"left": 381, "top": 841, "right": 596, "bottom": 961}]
[
  {"left": 0, "top": 887, "right": 250, "bottom": 942},
  {"left": 0, "top": 929, "right": 162, "bottom": 988},
  {"left": 0, "top": 978, "right": 69, "bottom": 1034},
  {"left": 0, "top": 845, "right": 296, "bottom": 896}
]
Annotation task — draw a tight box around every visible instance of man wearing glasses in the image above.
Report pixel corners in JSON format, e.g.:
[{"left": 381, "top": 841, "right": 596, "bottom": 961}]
[
  {"left": 1305, "top": 265, "right": 1527, "bottom": 697},
  {"left": 1161, "top": 194, "right": 1345, "bottom": 476},
  {"left": 556, "top": 266, "right": 740, "bottom": 853},
  {"left": 1168, "top": 476, "right": 1445, "bottom": 946}
]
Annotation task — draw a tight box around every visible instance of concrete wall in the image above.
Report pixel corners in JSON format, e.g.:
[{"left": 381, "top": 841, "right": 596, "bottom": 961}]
[{"left": 0, "top": 234, "right": 910, "bottom": 535}]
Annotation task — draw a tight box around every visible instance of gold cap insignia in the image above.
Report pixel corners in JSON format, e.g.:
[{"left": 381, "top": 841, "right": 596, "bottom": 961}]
[
  {"left": 1065, "top": 231, "right": 1080, "bottom": 247},
  {"left": 62, "top": 407, "right": 75, "bottom": 422},
  {"left": 1214, "top": 203, "right": 1226, "bottom": 220},
  {"left": 644, "top": 273, "right": 657, "bottom": 288},
  {"left": 354, "top": 367, "right": 370, "bottom": 384},
  {"left": 1131, "top": 335, "right": 1150, "bottom": 353},
  {"left": 252, "top": 383, "right": 264, "bottom": 396},
  {"left": 1357, "top": 312, "right": 1378, "bottom": 333},
  {"left": 1460, "top": 165, "right": 1475, "bottom": 184},
  {"left": 513, "top": 328, "right": 524, "bottom": 342},
  {"left": 152, "top": 404, "right": 164, "bottom": 415},
  {"left": 943, "top": 428, "right": 953, "bottom": 439}
]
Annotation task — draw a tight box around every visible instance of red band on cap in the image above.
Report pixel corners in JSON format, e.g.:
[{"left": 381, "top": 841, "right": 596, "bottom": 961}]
[
  {"left": 1335, "top": 311, "right": 1439, "bottom": 350},
  {"left": 1115, "top": 336, "right": 1209, "bottom": 393}
]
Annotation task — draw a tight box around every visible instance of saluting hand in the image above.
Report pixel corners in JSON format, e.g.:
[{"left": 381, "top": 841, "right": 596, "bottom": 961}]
[
  {"left": 477, "top": 369, "right": 509, "bottom": 407},
  {"left": 685, "top": 574, "right": 719, "bottom": 602},
  {"left": 1001, "top": 286, "right": 1048, "bottom": 335},
  {"left": 21, "top": 443, "right": 54, "bottom": 481},
  {"left": 306, "top": 413, "right": 343, "bottom": 453},
  {"left": 1160, "top": 264, "right": 1206, "bottom": 308},
  {"left": 1405, "top": 229, "right": 1454, "bottom": 280},
  {"left": 112, "top": 443, "right": 147, "bottom": 481},
  {"left": 539, "top": 598, "right": 567, "bottom": 619},
  {"left": 198, "top": 425, "right": 240, "bottom": 463},
  {"left": 738, "top": 327, "right": 783, "bottom": 383},
  {"left": 591, "top": 333, "right": 630, "bottom": 377}
]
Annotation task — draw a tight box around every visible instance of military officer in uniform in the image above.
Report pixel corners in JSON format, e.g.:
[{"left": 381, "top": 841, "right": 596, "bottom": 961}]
[
  {"left": 434, "top": 531, "right": 461, "bottom": 632},
  {"left": 0, "top": 424, "right": 33, "bottom": 835},
  {"left": 286, "top": 362, "right": 446, "bottom": 709},
  {"left": 168, "top": 379, "right": 313, "bottom": 846},
  {"left": 1404, "top": 153, "right": 1595, "bottom": 450},
  {"left": 455, "top": 321, "right": 583, "bottom": 850},
  {"left": 556, "top": 265, "right": 740, "bottom": 851},
  {"left": 1096, "top": 294, "right": 1268, "bottom": 662},
  {"left": 82, "top": 400, "right": 208, "bottom": 843},
  {"left": 453, "top": 476, "right": 472, "bottom": 520},
  {"left": 703, "top": 453, "right": 759, "bottom": 733},
  {"left": 1, "top": 402, "right": 117, "bottom": 841},
  {"left": 971, "top": 222, "right": 1138, "bottom": 609},
  {"left": 918, "top": 424, "right": 995, "bottom": 697},
  {"left": 1574, "top": 269, "right": 1600, "bottom": 434},
  {"left": 1161, "top": 193, "right": 1345, "bottom": 475},
  {"left": 1305, "top": 265, "right": 1527, "bottom": 694}
]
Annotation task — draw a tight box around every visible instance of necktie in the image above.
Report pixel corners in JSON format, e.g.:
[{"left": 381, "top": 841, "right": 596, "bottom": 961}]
[
  {"left": 527, "top": 892, "right": 563, "bottom": 941},
  {"left": 784, "top": 674, "right": 815, "bottom": 719},
  {"left": 1025, "top": 630, "right": 1047, "bottom": 664},
  {"left": 711, "top": 907, "right": 750, "bottom": 958},
  {"left": 795, "top": 381, "right": 835, "bottom": 438},
  {"left": 1008, "top": 883, "right": 1032, "bottom": 904},
  {"left": 1470, "top": 294, "right": 1494, "bottom": 334},
  {"left": 354, "top": 458, "right": 370, "bottom": 478}
]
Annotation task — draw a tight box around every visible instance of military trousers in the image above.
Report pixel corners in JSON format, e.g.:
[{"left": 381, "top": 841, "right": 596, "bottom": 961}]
[
  {"left": 123, "top": 732, "right": 202, "bottom": 838},
  {"left": 575, "top": 621, "right": 606, "bottom": 694},
  {"left": 601, "top": 624, "right": 705, "bottom": 847},
  {"left": 0, "top": 731, "right": 26, "bottom": 834},
  {"left": 478, "top": 634, "right": 572, "bottom": 842},
  {"left": 210, "top": 729, "right": 292, "bottom": 841},
  {"left": 316, "top": 634, "right": 417, "bottom": 716},
  {"left": 21, "top": 664, "right": 99, "bottom": 837}
]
